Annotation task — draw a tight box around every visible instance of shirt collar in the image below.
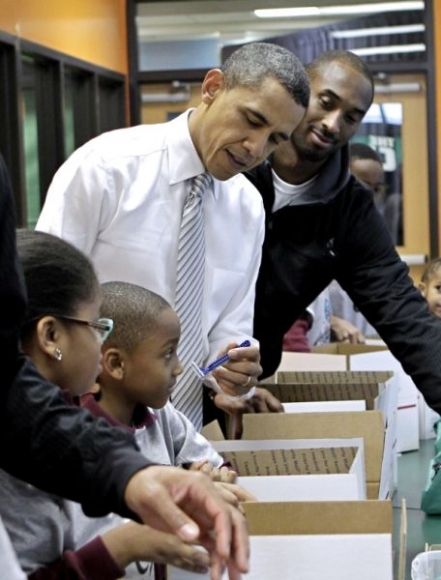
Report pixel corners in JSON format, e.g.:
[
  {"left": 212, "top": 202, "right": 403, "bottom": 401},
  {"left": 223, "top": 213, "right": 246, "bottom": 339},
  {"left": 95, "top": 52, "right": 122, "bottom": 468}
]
[
  {"left": 167, "top": 109, "right": 205, "bottom": 184},
  {"left": 79, "top": 393, "right": 157, "bottom": 433}
]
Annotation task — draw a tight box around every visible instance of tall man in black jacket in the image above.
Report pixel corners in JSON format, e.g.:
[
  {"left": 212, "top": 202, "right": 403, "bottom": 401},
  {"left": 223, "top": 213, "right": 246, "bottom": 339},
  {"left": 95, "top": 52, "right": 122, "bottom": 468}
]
[{"left": 246, "top": 50, "right": 441, "bottom": 415}]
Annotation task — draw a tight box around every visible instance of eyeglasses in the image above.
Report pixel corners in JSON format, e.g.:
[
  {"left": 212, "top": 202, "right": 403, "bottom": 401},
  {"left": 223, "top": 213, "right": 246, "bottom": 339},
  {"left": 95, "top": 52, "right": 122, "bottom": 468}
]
[{"left": 56, "top": 315, "right": 114, "bottom": 343}]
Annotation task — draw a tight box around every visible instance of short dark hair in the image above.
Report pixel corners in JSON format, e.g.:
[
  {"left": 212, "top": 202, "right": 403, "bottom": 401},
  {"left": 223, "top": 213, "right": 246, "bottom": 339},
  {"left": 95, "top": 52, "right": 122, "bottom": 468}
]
[
  {"left": 350, "top": 142, "right": 382, "bottom": 164},
  {"left": 222, "top": 42, "right": 310, "bottom": 108},
  {"left": 421, "top": 258, "right": 441, "bottom": 284},
  {"left": 100, "top": 281, "right": 171, "bottom": 352},
  {"left": 306, "top": 50, "right": 374, "bottom": 105},
  {"left": 16, "top": 229, "right": 99, "bottom": 340}
]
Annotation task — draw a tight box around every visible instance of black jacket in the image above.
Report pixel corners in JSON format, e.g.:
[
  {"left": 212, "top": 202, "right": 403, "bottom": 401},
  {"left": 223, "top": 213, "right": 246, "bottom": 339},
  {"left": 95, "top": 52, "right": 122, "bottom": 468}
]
[
  {"left": 246, "top": 147, "right": 441, "bottom": 414},
  {"left": 0, "top": 154, "right": 150, "bottom": 520}
]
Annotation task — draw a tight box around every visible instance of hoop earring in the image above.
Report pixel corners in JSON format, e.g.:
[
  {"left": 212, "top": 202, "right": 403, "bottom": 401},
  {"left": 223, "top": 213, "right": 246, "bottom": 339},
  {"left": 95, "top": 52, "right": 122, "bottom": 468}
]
[{"left": 54, "top": 348, "right": 63, "bottom": 362}]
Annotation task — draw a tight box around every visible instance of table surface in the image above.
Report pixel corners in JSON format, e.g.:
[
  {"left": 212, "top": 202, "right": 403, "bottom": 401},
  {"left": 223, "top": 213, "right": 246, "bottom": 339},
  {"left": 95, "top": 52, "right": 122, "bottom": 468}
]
[{"left": 393, "top": 439, "right": 441, "bottom": 579}]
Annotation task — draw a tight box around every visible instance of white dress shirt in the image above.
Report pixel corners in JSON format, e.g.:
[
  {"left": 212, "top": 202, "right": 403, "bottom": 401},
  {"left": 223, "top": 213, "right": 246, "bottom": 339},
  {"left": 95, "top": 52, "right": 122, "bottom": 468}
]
[
  {"left": 37, "top": 111, "right": 264, "bottom": 362},
  {"left": 0, "top": 517, "right": 26, "bottom": 580}
]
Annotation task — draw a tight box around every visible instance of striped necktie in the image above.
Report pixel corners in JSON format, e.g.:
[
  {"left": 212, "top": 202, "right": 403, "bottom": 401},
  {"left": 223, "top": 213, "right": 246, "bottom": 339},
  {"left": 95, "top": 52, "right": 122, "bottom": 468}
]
[{"left": 172, "top": 173, "right": 211, "bottom": 429}]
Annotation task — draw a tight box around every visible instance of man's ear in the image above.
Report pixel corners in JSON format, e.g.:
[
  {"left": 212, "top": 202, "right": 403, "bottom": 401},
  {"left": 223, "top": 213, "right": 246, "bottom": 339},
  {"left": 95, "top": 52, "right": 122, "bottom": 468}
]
[
  {"left": 102, "top": 348, "right": 125, "bottom": 379},
  {"left": 201, "top": 69, "right": 225, "bottom": 104}
]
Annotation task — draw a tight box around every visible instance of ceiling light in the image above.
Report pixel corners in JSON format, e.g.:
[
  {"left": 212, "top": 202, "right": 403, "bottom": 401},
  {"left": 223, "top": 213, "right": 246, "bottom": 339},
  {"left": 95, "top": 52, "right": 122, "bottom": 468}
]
[
  {"left": 331, "top": 24, "right": 425, "bottom": 39},
  {"left": 350, "top": 43, "right": 425, "bottom": 56},
  {"left": 255, "top": 2, "right": 424, "bottom": 19}
]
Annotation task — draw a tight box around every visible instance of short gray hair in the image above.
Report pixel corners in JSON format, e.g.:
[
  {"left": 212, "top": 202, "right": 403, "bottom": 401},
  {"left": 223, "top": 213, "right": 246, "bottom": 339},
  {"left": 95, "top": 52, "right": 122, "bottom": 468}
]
[{"left": 222, "top": 42, "right": 310, "bottom": 108}]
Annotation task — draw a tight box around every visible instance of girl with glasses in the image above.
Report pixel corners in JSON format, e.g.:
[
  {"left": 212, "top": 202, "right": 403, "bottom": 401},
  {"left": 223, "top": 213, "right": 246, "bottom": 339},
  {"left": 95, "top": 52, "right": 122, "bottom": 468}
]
[{"left": 0, "top": 230, "right": 213, "bottom": 579}]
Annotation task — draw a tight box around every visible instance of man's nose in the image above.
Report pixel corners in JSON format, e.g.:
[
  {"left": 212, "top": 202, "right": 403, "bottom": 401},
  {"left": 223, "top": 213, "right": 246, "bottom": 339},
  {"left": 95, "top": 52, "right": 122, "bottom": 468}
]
[
  {"left": 244, "top": 133, "right": 270, "bottom": 160},
  {"left": 323, "top": 110, "right": 341, "bottom": 134}
]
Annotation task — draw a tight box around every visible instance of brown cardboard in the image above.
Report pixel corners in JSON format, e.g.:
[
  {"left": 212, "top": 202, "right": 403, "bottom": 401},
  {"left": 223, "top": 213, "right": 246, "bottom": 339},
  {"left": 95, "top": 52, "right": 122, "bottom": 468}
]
[
  {"left": 367, "top": 482, "right": 380, "bottom": 499},
  {"left": 167, "top": 499, "right": 394, "bottom": 579},
  {"left": 221, "top": 446, "right": 358, "bottom": 476},
  {"left": 276, "top": 369, "right": 393, "bottom": 386},
  {"left": 243, "top": 499, "right": 392, "bottom": 534},
  {"left": 264, "top": 381, "right": 384, "bottom": 411},
  {"left": 242, "top": 411, "right": 385, "bottom": 498},
  {"left": 311, "top": 343, "right": 389, "bottom": 358},
  {"left": 200, "top": 419, "right": 224, "bottom": 441}
]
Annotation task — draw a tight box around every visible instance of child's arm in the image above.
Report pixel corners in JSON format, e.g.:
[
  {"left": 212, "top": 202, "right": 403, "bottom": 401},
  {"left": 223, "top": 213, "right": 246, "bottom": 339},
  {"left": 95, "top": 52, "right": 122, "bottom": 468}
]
[
  {"left": 27, "top": 536, "right": 123, "bottom": 580},
  {"left": 27, "top": 522, "right": 210, "bottom": 579}
]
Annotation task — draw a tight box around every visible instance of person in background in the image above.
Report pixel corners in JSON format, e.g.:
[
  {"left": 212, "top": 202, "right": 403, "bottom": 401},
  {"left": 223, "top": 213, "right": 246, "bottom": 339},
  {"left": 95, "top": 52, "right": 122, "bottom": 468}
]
[
  {"left": 419, "top": 258, "right": 441, "bottom": 319},
  {"left": 246, "top": 49, "right": 441, "bottom": 419},
  {"left": 349, "top": 142, "right": 385, "bottom": 203},
  {"left": 329, "top": 142, "right": 386, "bottom": 338},
  {"left": 282, "top": 286, "right": 366, "bottom": 353},
  {"left": 349, "top": 141, "right": 401, "bottom": 245},
  {"left": 36, "top": 42, "right": 310, "bottom": 434},
  {"left": 0, "top": 230, "right": 250, "bottom": 580},
  {"left": 0, "top": 154, "right": 249, "bottom": 580}
]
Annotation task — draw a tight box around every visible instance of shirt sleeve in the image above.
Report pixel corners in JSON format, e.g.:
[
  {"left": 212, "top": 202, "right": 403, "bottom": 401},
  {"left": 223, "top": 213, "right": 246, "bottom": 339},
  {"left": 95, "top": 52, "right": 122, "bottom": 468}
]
[
  {"left": 338, "top": 185, "right": 441, "bottom": 414},
  {"left": 163, "top": 403, "right": 224, "bottom": 467},
  {"left": 27, "top": 537, "right": 123, "bottom": 580}
]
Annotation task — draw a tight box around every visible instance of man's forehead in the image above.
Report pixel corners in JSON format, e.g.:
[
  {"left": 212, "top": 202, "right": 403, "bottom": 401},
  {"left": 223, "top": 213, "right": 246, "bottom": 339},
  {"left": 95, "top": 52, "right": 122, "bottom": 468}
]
[{"left": 313, "top": 62, "right": 371, "bottom": 98}]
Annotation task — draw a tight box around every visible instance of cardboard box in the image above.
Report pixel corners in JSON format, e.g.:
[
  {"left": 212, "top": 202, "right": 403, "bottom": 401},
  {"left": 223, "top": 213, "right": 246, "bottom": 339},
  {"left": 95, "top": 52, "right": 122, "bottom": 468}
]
[
  {"left": 212, "top": 438, "right": 366, "bottom": 501},
  {"left": 311, "top": 343, "right": 428, "bottom": 450},
  {"left": 311, "top": 342, "right": 389, "bottom": 358},
  {"left": 242, "top": 410, "right": 392, "bottom": 500},
  {"left": 167, "top": 500, "right": 393, "bottom": 580},
  {"left": 283, "top": 399, "right": 366, "bottom": 413},
  {"left": 266, "top": 371, "right": 397, "bottom": 497},
  {"left": 266, "top": 372, "right": 395, "bottom": 412},
  {"left": 279, "top": 346, "right": 419, "bottom": 453},
  {"left": 344, "top": 347, "right": 421, "bottom": 450}
]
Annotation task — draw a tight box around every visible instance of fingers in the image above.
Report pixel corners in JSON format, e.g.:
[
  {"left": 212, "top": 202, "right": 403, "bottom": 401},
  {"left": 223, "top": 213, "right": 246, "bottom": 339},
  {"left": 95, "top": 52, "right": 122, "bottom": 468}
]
[
  {"left": 124, "top": 466, "right": 250, "bottom": 575},
  {"left": 251, "top": 387, "right": 284, "bottom": 413},
  {"left": 211, "top": 343, "right": 262, "bottom": 396},
  {"left": 189, "top": 459, "right": 210, "bottom": 472},
  {"left": 165, "top": 539, "right": 211, "bottom": 574},
  {"left": 206, "top": 464, "right": 237, "bottom": 483},
  {"left": 125, "top": 466, "right": 201, "bottom": 540},
  {"left": 217, "top": 482, "right": 257, "bottom": 503},
  {"left": 213, "top": 482, "right": 241, "bottom": 508}
]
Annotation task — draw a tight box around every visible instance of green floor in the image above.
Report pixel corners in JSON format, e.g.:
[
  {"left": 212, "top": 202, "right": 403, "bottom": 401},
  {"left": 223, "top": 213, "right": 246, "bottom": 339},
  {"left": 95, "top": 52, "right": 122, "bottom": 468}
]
[{"left": 393, "top": 439, "right": 441, "bottom": 579}]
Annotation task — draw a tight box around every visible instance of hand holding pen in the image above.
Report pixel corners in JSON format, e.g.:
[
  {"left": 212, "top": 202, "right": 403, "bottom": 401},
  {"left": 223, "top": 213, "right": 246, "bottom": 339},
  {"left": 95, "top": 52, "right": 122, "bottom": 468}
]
[{"left": 192, "top": 340, "right": 262, "bottom": 399}]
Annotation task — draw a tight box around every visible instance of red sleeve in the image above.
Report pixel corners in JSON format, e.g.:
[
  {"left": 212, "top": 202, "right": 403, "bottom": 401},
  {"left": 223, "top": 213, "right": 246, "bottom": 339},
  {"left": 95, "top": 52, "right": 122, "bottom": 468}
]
[
  {"left": 27, "top": 536, "right": 124, "bottom": 580},
  {"left": 282, "top": 316, "right": 311, "bottom": 353}
]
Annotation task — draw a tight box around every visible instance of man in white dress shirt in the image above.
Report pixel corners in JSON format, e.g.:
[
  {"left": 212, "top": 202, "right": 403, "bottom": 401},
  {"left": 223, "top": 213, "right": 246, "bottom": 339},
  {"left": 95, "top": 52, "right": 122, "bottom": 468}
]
[{"left": 36, "top": 42, "right": 309, "bottom": 432}]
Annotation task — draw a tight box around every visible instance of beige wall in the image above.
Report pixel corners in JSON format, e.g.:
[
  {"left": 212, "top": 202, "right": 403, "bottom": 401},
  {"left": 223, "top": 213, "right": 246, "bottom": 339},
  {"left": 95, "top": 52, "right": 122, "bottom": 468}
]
[
  {"left": 0, "top": 0, "right": 127, "bottom": 74},
  {"left": 141, "top": 83, "right": 202, "bottom": 125}
]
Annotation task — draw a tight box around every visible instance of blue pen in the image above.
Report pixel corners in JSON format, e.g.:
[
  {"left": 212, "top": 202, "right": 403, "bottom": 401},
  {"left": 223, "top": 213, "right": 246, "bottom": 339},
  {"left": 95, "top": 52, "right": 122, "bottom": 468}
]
[{"left": 191, "top": 340, "right": 251, "bottom": 379}]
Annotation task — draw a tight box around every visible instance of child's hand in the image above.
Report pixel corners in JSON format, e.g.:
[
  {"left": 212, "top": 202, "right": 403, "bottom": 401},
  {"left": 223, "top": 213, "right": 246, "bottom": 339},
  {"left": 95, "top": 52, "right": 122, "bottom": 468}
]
[
  {"left": 101, "top": 521, "right": 210, "bottom": 574},
  {"left": 214, "top": 482, "right": 257, "bottom": 509},
  {"left": 189, "top": 460, "right": 237, "bottom": 484}
]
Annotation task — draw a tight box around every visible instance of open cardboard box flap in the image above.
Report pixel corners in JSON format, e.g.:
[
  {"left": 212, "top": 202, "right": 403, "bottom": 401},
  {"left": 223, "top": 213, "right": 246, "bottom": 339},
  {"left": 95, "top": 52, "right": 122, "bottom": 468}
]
[
  {"left": 242, "top": 411, "right": 386, "bottom": 498},
  {"left": 244, "top": 499, "right": 392, "bottom": 534},
  {"left": 265, "top": 381, "right": 383, "bottom": 410},
  {"left": 167, "top": 500, "right": 395, "bottom": 580},
  {"left": 211, "top": 437, "right": 366, "bottom": 501}
]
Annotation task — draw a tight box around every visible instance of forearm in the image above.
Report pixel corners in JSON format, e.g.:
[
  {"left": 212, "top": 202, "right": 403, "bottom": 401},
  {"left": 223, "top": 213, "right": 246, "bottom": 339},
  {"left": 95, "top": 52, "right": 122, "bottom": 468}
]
[
  {"left": 0, "top": 355, "right": 152, "bottom": 519},
  {"left": 27, "top": 537, "right": 123, "bottom": 580}
]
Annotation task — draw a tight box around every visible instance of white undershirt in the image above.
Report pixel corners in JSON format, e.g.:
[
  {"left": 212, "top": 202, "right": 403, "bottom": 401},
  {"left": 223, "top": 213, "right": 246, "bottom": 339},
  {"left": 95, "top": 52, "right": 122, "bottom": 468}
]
[{"left": 272, "top": 168, "right": 318, "bottom": 212}]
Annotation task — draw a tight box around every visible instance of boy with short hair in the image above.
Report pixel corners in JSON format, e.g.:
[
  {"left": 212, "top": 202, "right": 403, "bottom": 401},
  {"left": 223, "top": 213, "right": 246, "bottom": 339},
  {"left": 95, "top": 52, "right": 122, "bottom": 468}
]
[{"left": 69, "top": 281, "right": 249, "bottom": 579}]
